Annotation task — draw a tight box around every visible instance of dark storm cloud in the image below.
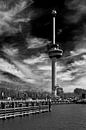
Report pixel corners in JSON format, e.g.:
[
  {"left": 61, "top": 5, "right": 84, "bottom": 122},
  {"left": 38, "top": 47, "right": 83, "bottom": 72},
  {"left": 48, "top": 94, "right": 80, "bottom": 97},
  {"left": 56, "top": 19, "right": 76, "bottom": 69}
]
[
  {"left": 65, "top": 0, "right": 86, "bottom": 46},
  {"left": 65, "top": 0, "right": 86, "bottom": 23},
  {"left": 1, "top": 0, "right": 86, "bottom": 92},
  {"left": 0, "top": 0, "right": 34, "bottom": 58}
]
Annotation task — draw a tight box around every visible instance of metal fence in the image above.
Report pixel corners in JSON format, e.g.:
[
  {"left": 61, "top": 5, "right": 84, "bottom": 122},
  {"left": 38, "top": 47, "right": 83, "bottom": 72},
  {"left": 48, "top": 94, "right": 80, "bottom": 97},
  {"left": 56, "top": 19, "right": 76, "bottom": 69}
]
[{"left": 0, "top": 100, "right": 51, "bottom": 119}]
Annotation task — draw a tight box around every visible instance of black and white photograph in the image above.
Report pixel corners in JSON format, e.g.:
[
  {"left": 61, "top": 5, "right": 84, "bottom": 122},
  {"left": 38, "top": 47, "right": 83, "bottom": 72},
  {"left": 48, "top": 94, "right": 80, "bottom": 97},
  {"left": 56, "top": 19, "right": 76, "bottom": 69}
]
[{"left": 0, "top": 0, "right": 86, "bottom": 130}]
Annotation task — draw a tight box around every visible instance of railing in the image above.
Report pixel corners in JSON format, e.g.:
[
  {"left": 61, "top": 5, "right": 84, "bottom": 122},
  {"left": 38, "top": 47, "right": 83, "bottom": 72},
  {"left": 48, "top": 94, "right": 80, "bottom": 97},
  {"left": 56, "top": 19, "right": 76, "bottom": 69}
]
[{"left": 0, "top": 100, "right": 51, "bottom": 119}]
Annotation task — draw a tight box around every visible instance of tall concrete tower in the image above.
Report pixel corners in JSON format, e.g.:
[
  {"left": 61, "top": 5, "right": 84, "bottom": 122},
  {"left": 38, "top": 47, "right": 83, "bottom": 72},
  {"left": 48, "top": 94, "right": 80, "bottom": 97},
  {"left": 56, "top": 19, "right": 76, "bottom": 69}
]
[
  {"left": 48, "top": 9, "right": 63, "bottom": 96},
  {"left": 52, "top": 9, "right": 57, "bottom": 95}
]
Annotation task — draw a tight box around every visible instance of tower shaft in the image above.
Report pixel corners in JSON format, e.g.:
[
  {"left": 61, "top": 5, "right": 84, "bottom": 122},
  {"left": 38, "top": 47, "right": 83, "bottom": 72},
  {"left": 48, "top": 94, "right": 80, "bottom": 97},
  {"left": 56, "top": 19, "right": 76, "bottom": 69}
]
[{"left": 52, "top": 15, "right": 56, "bottom": 95}]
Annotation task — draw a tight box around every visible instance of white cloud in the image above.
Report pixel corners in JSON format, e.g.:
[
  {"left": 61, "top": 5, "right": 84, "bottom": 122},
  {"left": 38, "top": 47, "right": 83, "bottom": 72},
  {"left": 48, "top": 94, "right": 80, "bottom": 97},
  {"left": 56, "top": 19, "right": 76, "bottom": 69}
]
[
  {"left": 0, "top": 73, "right": 13, "bottom": 83},
  {"left": 23, "top": 54, "right": 49, "bottom": 64},
  {"left": 56, "top": 63, "right": 65, "bottom": 72},
  {"left": 57, "top": 71, "right": 74, "bottom": 81},
  {"left": 63, "top": 75, "right": 86, "bottom": 93},
  {"left": 2, "top": 50, "right": 86, "bottom": 92},
  {"left": 82, "top": 54, "right": 86, "bottom": 60},
  {"left": 0, "top": 58, "right": 38, "bottom": 84},
  {"left": 27, "top": 37, "right": 50, "bottom": 49},
  {"left": 38, "top": 65, "right": 51, "bottom": 71},
  {"left": 71, "top": 60, "right": 86, "bottom": 66},
  {"left": 0, "top": 0, "right": 33, "bottom": 35},
  {"left": 0, "top": 58, "right": 25, "bottom": 79},
  {"left": 70, "top": 48, "right": 86, "bottom": 57},
  {"left": 2, "top": 45, "right": 18, "bottom": 57},
  {"left": 57, "top": 49, "right": 86, "bottom": 92},
  {"left": 75, "top": 76, "right": 86, "bottom": 88}
]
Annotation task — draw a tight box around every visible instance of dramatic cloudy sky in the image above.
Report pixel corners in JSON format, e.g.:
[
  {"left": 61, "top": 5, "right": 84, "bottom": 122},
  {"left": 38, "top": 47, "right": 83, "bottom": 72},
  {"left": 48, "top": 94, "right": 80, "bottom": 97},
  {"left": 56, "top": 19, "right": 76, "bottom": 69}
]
[{"left": 0, "top": 0, "right": 86, "bottom": 93}]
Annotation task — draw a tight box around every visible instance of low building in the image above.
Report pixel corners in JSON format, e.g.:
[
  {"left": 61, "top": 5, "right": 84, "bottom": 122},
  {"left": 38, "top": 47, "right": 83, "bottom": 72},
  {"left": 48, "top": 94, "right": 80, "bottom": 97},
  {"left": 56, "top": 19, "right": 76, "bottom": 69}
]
[{"left": 54, "top": 86, "right": 64, "bottom": 97}]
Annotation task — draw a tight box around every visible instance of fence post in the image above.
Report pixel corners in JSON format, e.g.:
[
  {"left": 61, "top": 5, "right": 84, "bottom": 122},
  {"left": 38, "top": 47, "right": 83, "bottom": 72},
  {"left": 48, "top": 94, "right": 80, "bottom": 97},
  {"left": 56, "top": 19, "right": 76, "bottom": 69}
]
[{"left": 49, "top": 99, "right": 52, "bottom": 112}]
